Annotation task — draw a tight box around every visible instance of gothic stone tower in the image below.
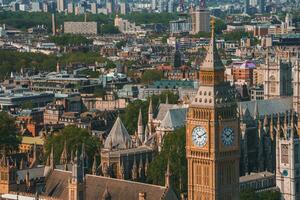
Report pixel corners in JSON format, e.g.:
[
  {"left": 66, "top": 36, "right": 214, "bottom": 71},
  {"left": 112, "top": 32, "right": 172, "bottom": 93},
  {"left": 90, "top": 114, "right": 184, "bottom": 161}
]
[
  {"left": 276, "top": 112, "right": 300, "bottom": 200},
  {"left": 186, "top": 18, "right": 240, "bottom": 200},
  {"left": 69, "top": 147, "right": 85, "bottom": 200},
  {"left": 263, "top": 52, "right": 293, "bottom": 100}
]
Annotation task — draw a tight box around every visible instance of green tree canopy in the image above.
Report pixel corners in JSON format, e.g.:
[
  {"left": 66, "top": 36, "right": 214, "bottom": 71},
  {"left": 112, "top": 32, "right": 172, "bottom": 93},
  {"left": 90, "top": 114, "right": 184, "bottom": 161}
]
[
  {"left": 0, "top": 112, "right": 20, "bottom": 152},
  {"left": 49, "top": 34, "right": 93, "bottom": 46},
  {"left": 240, "top": 189, "right": 281, "bottom": 200},
  {"left": 147, "top": 127, "right": 187, "bottom": 196},
  {"left": 223, "top": 31, "right": 252, "bottom": 42},
  {"left": 44, "top": 126, "right": 101, "bottom": 166},
  {"left": 141, "top": 70, "right": 164, "bottom": 84}
]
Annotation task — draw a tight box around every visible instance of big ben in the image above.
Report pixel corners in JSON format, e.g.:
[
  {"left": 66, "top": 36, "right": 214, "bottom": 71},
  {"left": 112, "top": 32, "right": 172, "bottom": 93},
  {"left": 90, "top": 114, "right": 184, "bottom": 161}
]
[{"left": 186, "top": 18, "right": 240, "bottom": 200}]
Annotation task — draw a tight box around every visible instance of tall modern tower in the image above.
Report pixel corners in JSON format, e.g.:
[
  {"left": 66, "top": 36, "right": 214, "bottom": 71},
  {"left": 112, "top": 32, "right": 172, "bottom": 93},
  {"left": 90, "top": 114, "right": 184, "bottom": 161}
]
[
  {"left": 56, "top": 0, "right": 65, "bottom": 12},
  {"left": 52, "top": 13, "right": 56, "bottom": 36},
  {"left": 244, "top": 0, "right": 250, "bottom": 14},
  {"left": 186, "top": 18, "right": 240, "bottom": 200}
]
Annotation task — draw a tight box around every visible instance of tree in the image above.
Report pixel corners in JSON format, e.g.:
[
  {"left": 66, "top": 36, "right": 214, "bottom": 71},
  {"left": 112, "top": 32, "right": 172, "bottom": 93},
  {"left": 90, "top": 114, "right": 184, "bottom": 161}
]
[
  {"left": 240, "top": 189, "right": 281, "bottom": 200},
  {"left": 44, "top": 126, "right": 101, "bottom": 167},
  {"left": 49, "top": 34, "right": 93, "bottom": 46},
  {"left": 21, "top": 101, "right": 34, "bottom": 110},
  {"left": 240, "top": 189, "right": 257, "bottom": 200},
  {"left": 141, "top": 70, "right": 163, "bottom": 84},
  {"left": 147, "top": 127, "right": 187, "bottom": 196},
  {"left": 0, "top": 112, "right": 20, "bottom": 152}
]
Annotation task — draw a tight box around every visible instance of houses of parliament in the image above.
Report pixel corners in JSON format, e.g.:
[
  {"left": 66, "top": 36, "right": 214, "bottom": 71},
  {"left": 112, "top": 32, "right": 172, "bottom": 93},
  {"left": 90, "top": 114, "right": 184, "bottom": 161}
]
[{"left": 1, "top": 18, "right": 300, "bottom": 200}]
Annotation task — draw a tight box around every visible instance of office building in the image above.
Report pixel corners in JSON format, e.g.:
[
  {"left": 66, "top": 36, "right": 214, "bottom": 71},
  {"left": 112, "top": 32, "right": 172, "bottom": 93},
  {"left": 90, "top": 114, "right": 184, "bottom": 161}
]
[
  {"left": 190, "top": 8, "right": 210, "bottom": 34},
  {"left": 64, "top": 22, "right": 97, "bottom": 35}
]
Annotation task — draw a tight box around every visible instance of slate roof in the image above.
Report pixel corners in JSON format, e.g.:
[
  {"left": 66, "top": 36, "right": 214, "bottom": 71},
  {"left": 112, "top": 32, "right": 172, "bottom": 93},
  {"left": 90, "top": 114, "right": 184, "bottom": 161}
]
[
  {"left": 159, "top": 108, "right": 187, "bottom": 130},
  {"left": 238, "top": 97, "right": 292, "bottom": 118},
  {"left": 44, "top": 169, "right": 178, "bottom": 200},
  {"left": 16, "top": 164, "right": 72, "bottom": 181},
  {"left": 104, "top": 116, "right": 132, "bottom": 150},
  {"left": 155, "top": 104, "right": 184, "bottom": 122}
]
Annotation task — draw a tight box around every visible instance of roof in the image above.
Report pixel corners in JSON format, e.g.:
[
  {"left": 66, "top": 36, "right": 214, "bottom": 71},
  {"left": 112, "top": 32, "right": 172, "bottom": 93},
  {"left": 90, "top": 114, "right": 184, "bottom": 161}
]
[
  {"left": 240, "top": 171, "right": 275, "bottom": 183},
  {"left": 44, "top": 169, "right": 178, "bottom": 200},
  {"left": 149, "top": 80, "right": 196, "bottom": 89},
  {"left": 155, "top": 104, "right": 184, "bottom": 122},
  {"left": 200, "top": 29, "right": 224, "bottom": 71},
  {"left": 104, "top": 116, "right": 132, "bottom": 150},
  {"left": 159, "top": 108, "right": 187, "bottom": 130},
  {"left": 238, "top": 97, "right": 293, "bottom": 118},
  {"left": 21, "top": 136, "right": 44, "bottom": 145}
]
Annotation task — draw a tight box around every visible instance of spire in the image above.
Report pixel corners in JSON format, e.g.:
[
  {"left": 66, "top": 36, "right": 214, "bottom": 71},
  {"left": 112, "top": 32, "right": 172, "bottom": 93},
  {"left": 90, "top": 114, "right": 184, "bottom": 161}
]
[
  {"left": 148, "top": 98, "right": 153, "bottom": 122},
  {"left": 138, "top": 155, "right": 144, "bottom": 179},
  {"left": 254, "top": 101, "right": 259, "bottom": 120},
  {"left": 50, "top": 145, "right": 55, "bottom": 170},
  {"left": 60, "top": 140, "right": 68, "bottom": 165},
  {"left": 92, "top": 155, "right": 97, "bottom": 175},
  {"left": 144, "top": 125, "right": 149, "bottom": 143},
  {"left": 165, "top": 94, "right": 169, "bottom": 104},
  {"left": 81, "top": 143, "right": 87, "bottom": 175},
  {"left": 144, "top": 154, "right": 149, "bottom": 177},
  {"left": 72, "top": 147, "right": 84, "bottom": 183},
  {"left": 263, "top": 115, "right": 268, "bottom": 127},
  {"left": 165, "top": 160, "right": 172, "bottom": 187},
  {"left": 120, "top": 161, "right": 125, "bottom": 179},
  {"left": 201, "top": 17, "right": 224, "bottom": 71},
  {"left": 137, "top": 108, "right": 144, "bottom": 142},
  {"left": 29, "top": 143, "right": 37, "bottom": 168},
  {"left": 132, "top": 155, "right": 138, "bottom": 180}
]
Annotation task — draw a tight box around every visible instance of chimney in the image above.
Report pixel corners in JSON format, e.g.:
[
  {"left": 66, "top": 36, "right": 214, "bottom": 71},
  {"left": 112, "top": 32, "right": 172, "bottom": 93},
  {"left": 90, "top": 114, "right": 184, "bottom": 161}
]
[{"left": 139, "top": 192, "right": 146, "bottom": 200}]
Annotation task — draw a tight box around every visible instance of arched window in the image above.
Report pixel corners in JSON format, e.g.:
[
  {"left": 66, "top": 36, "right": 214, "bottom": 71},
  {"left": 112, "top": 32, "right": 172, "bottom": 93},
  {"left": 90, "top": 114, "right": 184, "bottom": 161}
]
[{"left": 269, "top": 75, "right": 276, "bottom": 93}]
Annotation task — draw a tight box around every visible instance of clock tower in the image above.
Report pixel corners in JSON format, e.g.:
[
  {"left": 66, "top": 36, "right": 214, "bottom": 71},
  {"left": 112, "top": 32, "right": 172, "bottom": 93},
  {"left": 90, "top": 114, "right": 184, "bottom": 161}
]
[{"left": 186, "top": 18, "right": 240, "bottom": 200}]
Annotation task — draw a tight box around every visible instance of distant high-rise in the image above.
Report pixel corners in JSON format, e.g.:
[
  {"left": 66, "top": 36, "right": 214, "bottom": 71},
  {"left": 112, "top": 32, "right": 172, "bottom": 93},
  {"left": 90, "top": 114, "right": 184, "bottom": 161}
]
[
  {"left": 244, "top": 0, "right": 250, "bottom": 14},
  {"left": 168, "top": 0, "right": 174, "bottom": 13},
  {"left": 67, "top": 2, "right": 73, "bottom": 13},
  {"left": 57, "top": 0, "right": 65, "bottom": 12},
  {"left": 258, "top": 0, "right": 265, "bottom": 13},
  {"left": 31, "top": 2, "right": 41, "bottom": 12},
  {"left": 106, "top": 0, "right": 115, "bottom": 14},
  {"left": 42, "top": 2, "right": 48, "bottom": 12},
  {"left": 151, "top": 0, "right": 156, "bottom": 10},
  {"left": 190, "top": 8, "right": 210, "bottom": 34},
  {"left": 158, "top": 0, "right": 165, "bottom": 13},
  {"left": 91, "top": 3, "right": 97, "bottom": 14},
  {"left": 120, "top": 1, "right": 127, "bottom": 15},
  {"left": 52, "top": 13, "right": 56, "bottom": 36}
]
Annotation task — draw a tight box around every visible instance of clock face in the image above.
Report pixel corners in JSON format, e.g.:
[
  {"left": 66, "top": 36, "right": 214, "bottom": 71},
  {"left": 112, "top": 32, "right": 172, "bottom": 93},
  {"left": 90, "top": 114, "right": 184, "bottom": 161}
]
[
  {"left": 221, "top": 127, "right": 234, "bottom": 146},
  {"left": 192, "top": 126, "right": 207, "bottom": 147},
  {"left": 282, "top": 170, "right": 288, "bottom": 176}
]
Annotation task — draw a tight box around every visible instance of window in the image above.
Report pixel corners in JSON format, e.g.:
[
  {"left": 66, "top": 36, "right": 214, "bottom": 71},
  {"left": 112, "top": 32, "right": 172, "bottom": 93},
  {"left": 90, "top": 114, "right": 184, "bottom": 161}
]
[{"left": 281, "top": 144, "right": 289, "bottom": 164}]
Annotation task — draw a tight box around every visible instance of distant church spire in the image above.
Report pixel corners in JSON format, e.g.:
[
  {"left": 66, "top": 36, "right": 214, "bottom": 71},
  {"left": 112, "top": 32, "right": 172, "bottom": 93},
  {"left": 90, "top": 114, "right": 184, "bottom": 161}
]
[
  {"left": 60, "top": 140, "right": 68, "bottom": 165},
  {"left": 50, "top": 145, "right": 55, "bottom": 170},
  {"left": 137, "top": 108, "right": 144, "bottom": 142},
  {"left": 165, "top": 160, "right": 172, "bottom": 187}
]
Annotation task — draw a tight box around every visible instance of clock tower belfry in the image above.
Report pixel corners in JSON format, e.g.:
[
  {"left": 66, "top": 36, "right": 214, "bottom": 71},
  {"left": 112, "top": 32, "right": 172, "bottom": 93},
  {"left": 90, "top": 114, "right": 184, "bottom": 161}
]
[{"left": 186, "top": 18, "right": 240, "bottom": 200}]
